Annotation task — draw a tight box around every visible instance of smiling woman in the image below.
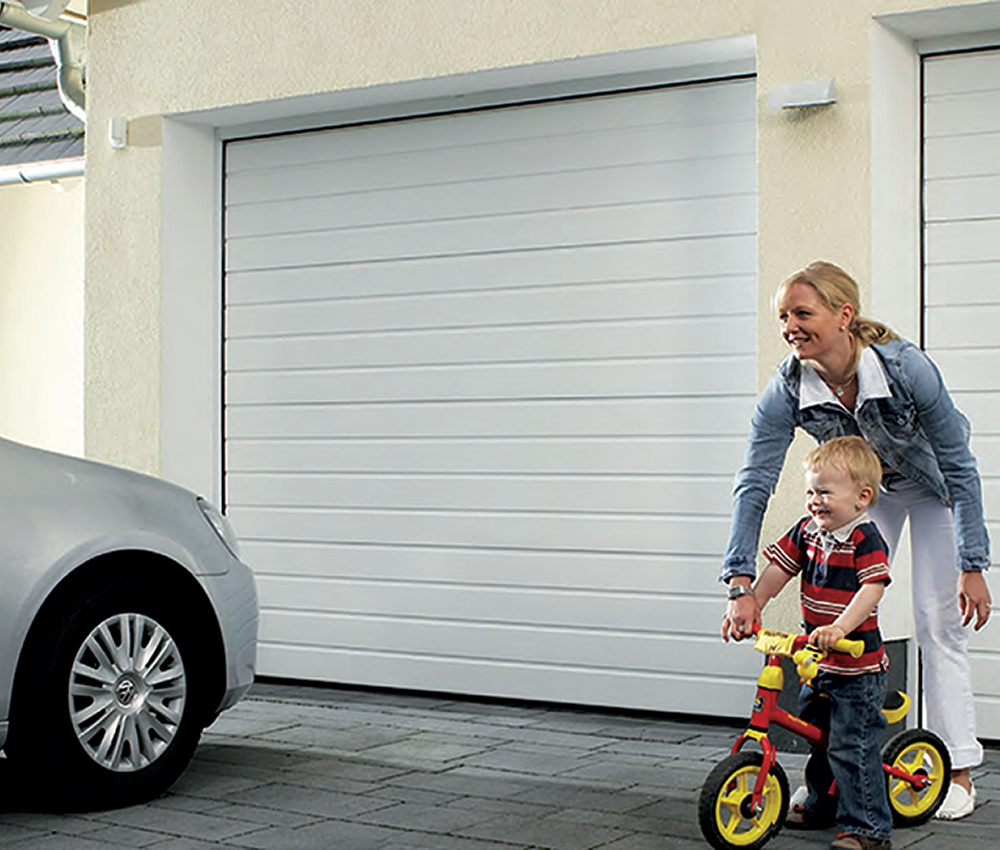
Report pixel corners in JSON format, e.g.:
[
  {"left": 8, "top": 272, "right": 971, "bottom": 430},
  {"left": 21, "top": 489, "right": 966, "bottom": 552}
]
[
  {"left": 778, "top": 283, "right": 859, "bottom": 408},
  {"left": 720, "top": 260, "right": 991, "bottom": 822}
]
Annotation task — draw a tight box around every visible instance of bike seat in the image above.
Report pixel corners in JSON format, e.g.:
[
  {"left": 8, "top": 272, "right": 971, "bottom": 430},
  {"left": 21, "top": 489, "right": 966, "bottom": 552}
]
[{"left": 882, "top": 690, "right": 911, "bottom": 724}]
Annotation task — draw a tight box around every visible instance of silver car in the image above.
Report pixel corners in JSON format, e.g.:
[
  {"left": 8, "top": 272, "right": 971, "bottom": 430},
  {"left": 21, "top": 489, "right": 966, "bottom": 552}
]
[{"left": 0, "top": 436, "right": 258, "bottom": 807}]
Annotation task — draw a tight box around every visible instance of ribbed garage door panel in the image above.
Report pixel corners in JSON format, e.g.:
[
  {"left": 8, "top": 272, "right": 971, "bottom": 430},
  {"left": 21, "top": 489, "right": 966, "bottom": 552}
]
[
  {"left": 923, "top": 48, "right": 1000, "bottom": 737},
  {"left": 224, "top": 77, "right": 759, "bottom": 713}
]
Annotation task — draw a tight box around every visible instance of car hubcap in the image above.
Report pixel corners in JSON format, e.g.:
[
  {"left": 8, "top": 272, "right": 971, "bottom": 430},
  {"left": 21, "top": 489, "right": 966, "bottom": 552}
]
[{"left": 69, "top": 613, "right": 187, "bottom": 772}]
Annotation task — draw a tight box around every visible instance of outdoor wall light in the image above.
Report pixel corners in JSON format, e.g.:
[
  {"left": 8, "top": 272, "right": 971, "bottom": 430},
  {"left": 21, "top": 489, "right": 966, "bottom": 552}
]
[
  {"left": 109, "top": 116, "right": 127, "bottom": 150},
  {"left": 767, "top": 77, "right": 838, "bottom": 110}
]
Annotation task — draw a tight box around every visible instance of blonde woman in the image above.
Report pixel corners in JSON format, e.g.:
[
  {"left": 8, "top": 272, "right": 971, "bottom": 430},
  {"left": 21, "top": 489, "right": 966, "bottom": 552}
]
[{"left": 720, "top": 261, "right": 990, "bottom": 822}]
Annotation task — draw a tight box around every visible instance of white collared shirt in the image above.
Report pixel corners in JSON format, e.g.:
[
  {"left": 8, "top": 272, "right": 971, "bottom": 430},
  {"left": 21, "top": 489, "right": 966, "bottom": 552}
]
[{"left": 799, "top": 346, "right": 892, "bottom": 413}]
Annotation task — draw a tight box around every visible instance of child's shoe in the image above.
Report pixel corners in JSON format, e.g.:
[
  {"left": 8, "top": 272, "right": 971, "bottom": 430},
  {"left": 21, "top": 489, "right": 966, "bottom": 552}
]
[
  {"left": 830, "top": 834, "right": 891, "bottom": 850},
  {"left": 785, "top": 804, "right": 835, "bottom": 830}
]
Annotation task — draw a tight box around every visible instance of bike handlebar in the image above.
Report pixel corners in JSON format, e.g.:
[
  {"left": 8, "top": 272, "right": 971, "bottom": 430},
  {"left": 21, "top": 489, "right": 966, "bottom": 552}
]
[
  {"left": 750, "top": 626, "right": 865, "bottom": 659},
  {"left": 832, "top": 637, "right": 865, "bottom": 659}
]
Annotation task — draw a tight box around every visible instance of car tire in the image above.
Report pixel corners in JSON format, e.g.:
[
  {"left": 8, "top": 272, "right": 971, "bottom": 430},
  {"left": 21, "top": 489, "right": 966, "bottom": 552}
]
[{"left": 7, "top": 578, "right": 207, "bottom": 809}]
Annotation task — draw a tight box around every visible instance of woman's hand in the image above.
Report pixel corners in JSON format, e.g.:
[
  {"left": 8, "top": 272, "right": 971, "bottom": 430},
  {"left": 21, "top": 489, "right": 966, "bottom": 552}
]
[
  {"left": 958, "top": 570, "right": 992, "bottom": 631},
  {"left": 722, "top": 594, "right": 761, "bottom": 642}
]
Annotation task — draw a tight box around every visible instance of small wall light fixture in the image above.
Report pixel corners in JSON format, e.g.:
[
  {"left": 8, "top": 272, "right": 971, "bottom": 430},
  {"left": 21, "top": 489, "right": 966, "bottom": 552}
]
[
  {"left": 109, "top": 116, "right": 127, "bottom": 150},
  {"left": 767, "top": 78, "right": 838, "bottom": 110}
]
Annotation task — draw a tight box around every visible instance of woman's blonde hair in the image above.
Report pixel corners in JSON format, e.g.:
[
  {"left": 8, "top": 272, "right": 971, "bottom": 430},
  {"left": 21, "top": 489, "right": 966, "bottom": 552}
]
[
  {"left": 804, "top": 436, "right": 882, "bottom": 505},
  {"left": 775, "top": 261, "right": 899, "bottom": 371}
]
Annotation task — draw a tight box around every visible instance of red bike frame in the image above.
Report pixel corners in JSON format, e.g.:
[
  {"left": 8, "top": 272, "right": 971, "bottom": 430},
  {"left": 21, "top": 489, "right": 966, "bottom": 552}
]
[{"left": 731, "top": 627, "right": 933, "bottom": 817}]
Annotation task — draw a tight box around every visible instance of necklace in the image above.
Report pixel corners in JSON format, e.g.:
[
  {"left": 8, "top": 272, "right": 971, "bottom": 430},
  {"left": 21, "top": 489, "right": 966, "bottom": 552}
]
[{"left": 822, "top": 372, "right": 856, "bottom": 398}]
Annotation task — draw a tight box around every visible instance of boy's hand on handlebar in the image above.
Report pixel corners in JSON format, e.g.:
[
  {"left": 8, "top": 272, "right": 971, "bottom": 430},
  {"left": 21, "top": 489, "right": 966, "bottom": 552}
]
[
  {"left": 722, "top": 595, "right": 761, "bottom": 642},
  {"left": 809, "top": 624, "right": 846, "bottom": 652}
]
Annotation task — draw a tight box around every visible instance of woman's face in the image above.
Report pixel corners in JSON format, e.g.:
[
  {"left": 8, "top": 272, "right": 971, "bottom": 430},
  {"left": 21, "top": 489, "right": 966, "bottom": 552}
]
[{"left": 776, "top": 282, "right": 851, "bottom": 363}]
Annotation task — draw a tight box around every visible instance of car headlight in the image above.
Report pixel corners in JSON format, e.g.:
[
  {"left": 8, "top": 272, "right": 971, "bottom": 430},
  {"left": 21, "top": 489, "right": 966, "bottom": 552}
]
[{"left": 197, "top": 497, "right": 242, "bottom": 558}]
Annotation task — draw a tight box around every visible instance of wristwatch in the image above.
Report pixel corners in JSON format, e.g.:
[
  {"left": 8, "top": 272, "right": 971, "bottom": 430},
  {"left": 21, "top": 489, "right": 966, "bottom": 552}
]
[{"left": 727, "top": 584, "right": 753, "bottom": 601}]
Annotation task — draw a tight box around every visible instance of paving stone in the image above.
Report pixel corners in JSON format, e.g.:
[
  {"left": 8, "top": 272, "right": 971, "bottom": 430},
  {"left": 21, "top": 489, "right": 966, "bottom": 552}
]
[
  {"left": 355, "top": 799, "right": 495, "bottom": 832},
  {"left": 359, "top": 732, "right": 504, "bottom": 766},
  {"left": 506, "top": 783, "right": 663, "bottom": 814},
  {"left": 220, "top": 819, "right": 401, "bottom": 849},
  {"left": 444, "top": 795, "right": 560, "bottom": 820},
  {"left": 461, "top": 744, "right": 596, "bottom": 777},
  {"left": 67, "top": 823, "right": 176, "bottom": 846},
  {"left": 381, "top": 766, "right": 543, "bottom": 800},
  {"left": 0, "top": 835, "right": 117, "bottom": 849},
  {"left": 167, "top": 762, "right": 274, "bottom": 799},
  {"left": 360, "top": 784, "right": 468, "bottom": 807},
  {"left": 457, "top": 811, "right": 628, "bottom": 849},
  {"left": 194, "top": 801, "right": 322, "bottom": 828},
  {"left": 556, "top": 754, "right": 682, "bottom": 787},
  {"left": 220, "top": 782, "right": 394, "bottom": 819},
  {"left": 290, "top": 756, "right": 414, "bottom": 784},
  {"left": 0, "top": 811, "right": 103, "bottom": 835},
  {"left": 92, "top": 806, "right": 267, "bottom": 841},
  {"left": 598, "top": 833, "right": 707, "bottom": 849},
  {"left": 256, "top": 723, "right": 418, "bottom": 753},
  {"left": 0, "top": 822, "right": 54, "bottom": 844},
  {"left": 380, "top": 836, "right": 526, "bottom": 850}
]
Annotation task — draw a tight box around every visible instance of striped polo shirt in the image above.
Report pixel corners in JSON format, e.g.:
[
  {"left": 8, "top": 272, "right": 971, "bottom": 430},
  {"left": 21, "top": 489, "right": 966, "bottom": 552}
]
[{"left": 763, "top": 512, "right": 891, "bottom": 675}]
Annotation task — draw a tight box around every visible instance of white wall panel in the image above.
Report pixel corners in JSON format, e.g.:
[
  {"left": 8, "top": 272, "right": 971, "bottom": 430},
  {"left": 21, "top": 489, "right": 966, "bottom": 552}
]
[
  {"left": 224, "top": 77, "right": 758, "bottom": 713},
  {"left": 227, "top": 241, "right": 756, "bottom": 303},
  {"left": 226, "top": 397, "right": 751, "bottom": 438},
  {"left": 243, "top": 544, "right": 717, "bottom": 593},
  {"left": 227, "top": 472, "right": 731, "bottom": 514},
  {"left": 226, "top": 436, "right": 747, "bottom": 475},
  {"left": 226, "top": 81, "right": 754, "bottom": 173},
  {"left": 923, "top": 48, "right": 1000, "bottom": 738},
  {"left": 226, "top": 275, "right": 757, "bottom": 337}
]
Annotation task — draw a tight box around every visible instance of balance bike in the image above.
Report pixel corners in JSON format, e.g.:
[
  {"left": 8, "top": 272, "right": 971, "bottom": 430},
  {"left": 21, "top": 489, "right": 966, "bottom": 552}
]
[{"left": 698, "top": 627, "right": 951, "bottom": 850}]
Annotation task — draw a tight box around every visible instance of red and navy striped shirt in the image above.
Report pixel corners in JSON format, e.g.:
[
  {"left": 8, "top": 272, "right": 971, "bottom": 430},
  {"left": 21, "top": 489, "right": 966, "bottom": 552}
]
[{"left": 763, "top": 513, "right": 891, "bottom": 675}]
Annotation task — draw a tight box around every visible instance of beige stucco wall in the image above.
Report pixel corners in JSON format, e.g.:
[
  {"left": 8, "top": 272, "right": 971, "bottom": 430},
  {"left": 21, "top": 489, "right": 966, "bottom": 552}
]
[
  {"left": 83, "top": 0, "right": 986, "bottom": 629},
  {"left": 0, "top": 177, "right": 84, "bottom": 456}
]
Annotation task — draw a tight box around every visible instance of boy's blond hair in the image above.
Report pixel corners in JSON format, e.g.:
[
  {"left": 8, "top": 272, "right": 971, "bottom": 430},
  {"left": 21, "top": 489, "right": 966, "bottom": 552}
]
[{"left": 804, "top": 436, "right": 882, "bottom": 505}]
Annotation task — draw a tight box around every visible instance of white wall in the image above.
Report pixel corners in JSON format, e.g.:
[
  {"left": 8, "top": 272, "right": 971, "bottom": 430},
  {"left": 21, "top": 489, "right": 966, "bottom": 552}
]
[{"left": 0, "top": 178, "right": 84, "bottom": 456}]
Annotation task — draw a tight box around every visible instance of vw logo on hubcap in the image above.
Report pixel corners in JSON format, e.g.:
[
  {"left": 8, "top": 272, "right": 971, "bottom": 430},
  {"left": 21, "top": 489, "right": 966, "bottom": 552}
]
[{"left": 115, "top": 677, "right": 138, "bottom": 707}]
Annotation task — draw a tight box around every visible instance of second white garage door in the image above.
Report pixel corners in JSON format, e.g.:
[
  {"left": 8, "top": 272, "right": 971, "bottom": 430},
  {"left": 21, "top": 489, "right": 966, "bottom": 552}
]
[
  {"left": 223, "top": 76, "right": 759, "bottom": 713},
  {"left": 923, "top": 47, "right": 1000, "bottom": 738}
]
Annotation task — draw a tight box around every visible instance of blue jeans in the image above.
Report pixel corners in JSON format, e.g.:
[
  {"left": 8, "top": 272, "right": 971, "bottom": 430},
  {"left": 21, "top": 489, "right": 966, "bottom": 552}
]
[{"left": 799, "top": 670, "right": 892, "bottom": 840}]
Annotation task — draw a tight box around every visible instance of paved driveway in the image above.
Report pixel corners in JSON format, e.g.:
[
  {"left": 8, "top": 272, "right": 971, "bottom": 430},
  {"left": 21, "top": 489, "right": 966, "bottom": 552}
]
[{"left": 0, "top": 681, "right": 996, "bottom": 848}]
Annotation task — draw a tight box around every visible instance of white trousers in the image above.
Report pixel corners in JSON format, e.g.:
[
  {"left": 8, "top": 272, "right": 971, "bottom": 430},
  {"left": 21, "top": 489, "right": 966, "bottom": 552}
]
[{"left": 869, "top": 477, "right": 983, "bottom": 770}]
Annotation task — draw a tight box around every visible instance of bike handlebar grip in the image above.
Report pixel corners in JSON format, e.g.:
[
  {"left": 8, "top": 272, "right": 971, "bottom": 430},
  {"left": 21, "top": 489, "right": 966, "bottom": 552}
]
[{"left": 834, "top": 638, "right": 865, "bottom": 658}]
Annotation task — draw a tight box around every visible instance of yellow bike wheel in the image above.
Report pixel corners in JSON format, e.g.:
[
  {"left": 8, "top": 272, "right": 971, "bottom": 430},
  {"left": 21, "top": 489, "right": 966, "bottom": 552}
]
[
  {"left": 698, "top": 751, "right": 789, "bottom": 850},
  {"left": 883, "top": 728, "right": 952, "bottom": 827}
]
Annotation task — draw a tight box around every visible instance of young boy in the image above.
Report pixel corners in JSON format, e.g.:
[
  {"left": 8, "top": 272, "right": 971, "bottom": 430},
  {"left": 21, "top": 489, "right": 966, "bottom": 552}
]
[{"left": 753, "top": 436, "right": 893, "bottom": 850}]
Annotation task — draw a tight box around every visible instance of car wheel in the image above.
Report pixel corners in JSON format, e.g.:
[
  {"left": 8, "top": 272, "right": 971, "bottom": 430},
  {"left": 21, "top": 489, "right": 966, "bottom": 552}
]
[{"left": 8, "top": 580, "right": 207, "bottom": 808}]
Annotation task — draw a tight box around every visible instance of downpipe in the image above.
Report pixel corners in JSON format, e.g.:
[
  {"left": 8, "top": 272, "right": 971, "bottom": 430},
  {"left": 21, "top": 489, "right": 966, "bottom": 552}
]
[{"left": 0, "top": 2, "right": 86, "bottom": 120}]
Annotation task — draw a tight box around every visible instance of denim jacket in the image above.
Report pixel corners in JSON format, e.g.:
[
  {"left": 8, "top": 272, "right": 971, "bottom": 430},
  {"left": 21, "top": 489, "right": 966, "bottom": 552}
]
[{"left": 721, "top": 338, "right": 990, "bottom": 581}]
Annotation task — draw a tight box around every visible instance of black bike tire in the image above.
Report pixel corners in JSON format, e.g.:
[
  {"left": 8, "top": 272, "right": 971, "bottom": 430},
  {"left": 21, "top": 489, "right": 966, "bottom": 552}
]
[{"left": 698, "top": 751, "right": 789, "bottom": 850}]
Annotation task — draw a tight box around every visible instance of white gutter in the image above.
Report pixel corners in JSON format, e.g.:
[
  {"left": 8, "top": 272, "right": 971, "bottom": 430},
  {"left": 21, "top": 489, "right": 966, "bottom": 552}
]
[
  {"left": 0, "top": 2, "right": 86, "bottom": 120},
  {"left": 0, "top": 153, "right": 82, "bottom": 185}
]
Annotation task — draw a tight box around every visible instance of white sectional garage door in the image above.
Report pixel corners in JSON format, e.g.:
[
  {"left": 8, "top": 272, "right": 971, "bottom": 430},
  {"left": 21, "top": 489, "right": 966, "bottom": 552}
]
[
  {"left": 923, "top": 47, "right": 1000, "bottom": 738},
  {"left": 223, "top": 76, "right": 759, "bottom": 713}
]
